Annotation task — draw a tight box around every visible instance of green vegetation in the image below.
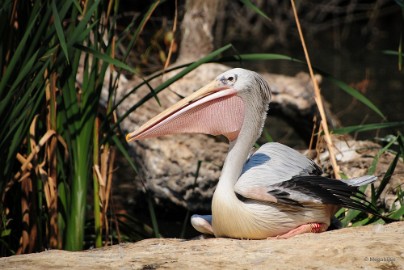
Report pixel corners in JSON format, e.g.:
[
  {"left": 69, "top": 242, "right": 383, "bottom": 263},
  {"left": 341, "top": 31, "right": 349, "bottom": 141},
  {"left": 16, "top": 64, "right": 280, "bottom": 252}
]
[
  {"left": 335, "top": 134, "right": 404, "bottom": 226},
  {"left": 0, "top": 0, "right": 159, "bottom": 254}
]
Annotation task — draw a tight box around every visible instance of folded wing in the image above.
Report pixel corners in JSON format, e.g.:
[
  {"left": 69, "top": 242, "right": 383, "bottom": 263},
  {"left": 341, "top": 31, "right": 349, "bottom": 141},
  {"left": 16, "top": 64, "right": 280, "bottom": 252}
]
[{"left": 234, "top": 142, "right": 377, "bottom": 214}]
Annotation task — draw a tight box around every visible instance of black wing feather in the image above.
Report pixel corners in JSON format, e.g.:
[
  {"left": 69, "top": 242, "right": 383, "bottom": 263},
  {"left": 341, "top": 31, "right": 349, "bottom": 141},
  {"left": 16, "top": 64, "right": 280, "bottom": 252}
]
[
  {"left": 267, "top": 189, "right": 304, "bottom": 207},
  {"left": 273, "top": 175, "right": 379, "bottom": 215}
]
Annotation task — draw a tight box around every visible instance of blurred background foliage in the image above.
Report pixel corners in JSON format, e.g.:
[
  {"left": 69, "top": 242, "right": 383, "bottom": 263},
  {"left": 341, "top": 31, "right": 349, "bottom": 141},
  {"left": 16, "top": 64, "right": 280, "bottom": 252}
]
[{"left": 0, "top": 0, "right": 403, "bottom": 257}]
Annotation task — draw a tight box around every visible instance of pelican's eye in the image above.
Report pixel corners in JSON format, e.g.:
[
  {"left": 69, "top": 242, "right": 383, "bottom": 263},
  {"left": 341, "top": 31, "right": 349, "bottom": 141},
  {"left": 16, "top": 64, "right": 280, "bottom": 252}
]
[{"left": 221, "top": 74, "right": 238, "bottom": 85}]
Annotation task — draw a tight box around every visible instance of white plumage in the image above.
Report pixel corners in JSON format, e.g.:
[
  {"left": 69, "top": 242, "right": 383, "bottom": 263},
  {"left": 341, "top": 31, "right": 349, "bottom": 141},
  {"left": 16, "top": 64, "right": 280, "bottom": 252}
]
[{"left": 127, "top": 68, "right": 378, "bottom": 239}]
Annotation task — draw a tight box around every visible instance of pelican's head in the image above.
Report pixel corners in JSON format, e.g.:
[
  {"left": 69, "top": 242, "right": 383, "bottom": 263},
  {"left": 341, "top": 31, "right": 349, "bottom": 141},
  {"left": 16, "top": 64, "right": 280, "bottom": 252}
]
[
  {"left": 216, "top": 68, "right": 271, "bottom": 103},
  {"left": 126, "top": 68, "right": 272, "bottom": 142}
]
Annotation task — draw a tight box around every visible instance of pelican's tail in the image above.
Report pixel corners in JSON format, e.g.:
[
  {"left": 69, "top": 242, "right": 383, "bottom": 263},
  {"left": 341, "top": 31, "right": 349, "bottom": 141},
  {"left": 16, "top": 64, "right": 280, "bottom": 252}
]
[
  {"left": 339, "top": 175, "right": 398, "bottom": 223},
  {"left": 341, "top": 175, "right": 377, "bottom": 187}
]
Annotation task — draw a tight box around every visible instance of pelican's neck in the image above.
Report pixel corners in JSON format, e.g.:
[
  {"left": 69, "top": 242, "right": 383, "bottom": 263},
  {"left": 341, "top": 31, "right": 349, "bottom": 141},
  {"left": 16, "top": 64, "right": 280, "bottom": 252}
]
[
  {"left": 216, "top": 136, "right": 253, "bottom": 192},
  {"left": 215, "top": 107, "right": 264, "bottom": 194}
]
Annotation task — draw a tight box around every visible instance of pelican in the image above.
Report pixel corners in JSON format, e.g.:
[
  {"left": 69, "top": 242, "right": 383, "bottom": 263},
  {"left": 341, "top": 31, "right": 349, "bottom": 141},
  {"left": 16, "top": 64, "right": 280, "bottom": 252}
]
[{"left": 126, "top": 68, "right": 379, "bottom": 239}]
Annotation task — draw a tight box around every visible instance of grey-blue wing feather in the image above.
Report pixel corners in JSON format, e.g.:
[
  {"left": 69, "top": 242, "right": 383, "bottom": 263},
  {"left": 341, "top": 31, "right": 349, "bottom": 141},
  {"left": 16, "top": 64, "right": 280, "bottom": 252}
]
[
  {"left": 237, "top": 142, "right": 321, "bottom": 187},
  {"left": 234, "top": 142, "right": 323, "bottom": 204}
]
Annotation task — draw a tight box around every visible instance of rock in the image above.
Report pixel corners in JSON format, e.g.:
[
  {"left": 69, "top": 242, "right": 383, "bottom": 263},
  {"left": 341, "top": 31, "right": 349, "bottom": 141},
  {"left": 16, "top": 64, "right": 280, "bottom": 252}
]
[{"left": 2, "top": 222, "right": 403, "bottom": 269}]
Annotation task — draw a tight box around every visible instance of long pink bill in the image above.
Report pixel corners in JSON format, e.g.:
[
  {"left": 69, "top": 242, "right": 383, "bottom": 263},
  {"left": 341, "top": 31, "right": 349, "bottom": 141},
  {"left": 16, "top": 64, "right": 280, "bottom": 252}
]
[{"left": 126, "top": 80, "right": 245, "bottom": 142}]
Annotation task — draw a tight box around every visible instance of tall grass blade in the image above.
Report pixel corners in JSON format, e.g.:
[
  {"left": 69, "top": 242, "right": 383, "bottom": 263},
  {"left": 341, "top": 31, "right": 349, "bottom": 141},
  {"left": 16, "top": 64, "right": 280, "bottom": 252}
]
[
  {"left": 239, "top": 0, "right": 271, "bottom": 21},
  {"left": 147, "top": 193, "right": 160, "bottom": 238},
  {"left": 389, "top": 205, "right": 404, "bottom": 219},
  {"left": 218, "top": 53, "right": 301, "bottom": 63},
  {"left": 325, "top": 77, "right": 385, "bottom": 119},
  {"left": 375, "top": 150, "right": 400, "bottom": 201},
  {"left": 340, "top": 209, "right": 361, "bottom": 227},
  {"left": 382, "top": 50, "right": 404, "bottom": 56},
  {"left": 368, "top": 136, "right": 398, "bottom": 175},
  {"left": 0, "top": 12, "right": 39, "bottom": 95},
  {"left": 51, "top": 0, "right": 70, "bottom": 63},
  {"left": 93, "top": 119, "right": 102, "bottom": 248},
  {"left": 122, "top": 0, "right": 160, "bottom": 62},
  {"left": 69, "top": 2, "right": 100, "bottom": 45},
  {"left": 111, "top": 135, "right": 138, "bottom": 173},
  {"left": 74, "top": 44, "right": 135, "bottom": 72},
  {"left": 399, "top": 33, "right": 402, "bottom": 71},
  {"left": 9, "top": 51, "right": 39, "bottom": 92},
  {"left": 331, "top": 121, "right": 404, "bottom": 135}
]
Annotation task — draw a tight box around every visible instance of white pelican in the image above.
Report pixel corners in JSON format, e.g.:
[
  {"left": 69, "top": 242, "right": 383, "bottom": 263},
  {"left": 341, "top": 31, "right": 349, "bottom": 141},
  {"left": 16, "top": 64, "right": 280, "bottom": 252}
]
[{"left": 126, "top": 68, "right": 379, "bottom": 239}]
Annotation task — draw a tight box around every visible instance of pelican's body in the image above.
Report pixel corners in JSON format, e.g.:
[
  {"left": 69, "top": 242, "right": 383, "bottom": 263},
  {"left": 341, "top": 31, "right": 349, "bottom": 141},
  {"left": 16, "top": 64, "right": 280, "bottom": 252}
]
[
  {"left": 127, "top": 68, "right": 377, "bottom": 239},
  {"left": 212, "top": 143, "right": 331, "bottom": 239}
]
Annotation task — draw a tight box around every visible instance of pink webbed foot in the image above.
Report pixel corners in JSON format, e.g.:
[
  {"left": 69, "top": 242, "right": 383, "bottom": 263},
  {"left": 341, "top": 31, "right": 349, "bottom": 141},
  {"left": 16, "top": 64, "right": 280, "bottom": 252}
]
[{"left": 272, "top": 223, "right": 329, "bottom": 239}]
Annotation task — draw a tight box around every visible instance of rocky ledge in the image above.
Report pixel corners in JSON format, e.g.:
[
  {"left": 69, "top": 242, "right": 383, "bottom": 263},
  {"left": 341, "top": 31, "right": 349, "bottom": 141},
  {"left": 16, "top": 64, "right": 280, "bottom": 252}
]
[{"left": 2, "top": 221, "right": 403, "bottom": 270}]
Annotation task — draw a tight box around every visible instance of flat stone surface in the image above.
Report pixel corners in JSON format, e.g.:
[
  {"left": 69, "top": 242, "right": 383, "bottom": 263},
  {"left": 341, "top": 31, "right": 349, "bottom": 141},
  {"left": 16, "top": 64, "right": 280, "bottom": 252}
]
[{"left": 2, "top": 222, "right": 403, "bottom": 270}]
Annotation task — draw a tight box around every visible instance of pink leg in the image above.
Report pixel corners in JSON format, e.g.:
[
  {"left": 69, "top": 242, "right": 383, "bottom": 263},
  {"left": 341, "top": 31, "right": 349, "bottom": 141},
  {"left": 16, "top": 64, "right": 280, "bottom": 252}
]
[{"left": 275, "top": 223, "right": 329, "bottom": 239}]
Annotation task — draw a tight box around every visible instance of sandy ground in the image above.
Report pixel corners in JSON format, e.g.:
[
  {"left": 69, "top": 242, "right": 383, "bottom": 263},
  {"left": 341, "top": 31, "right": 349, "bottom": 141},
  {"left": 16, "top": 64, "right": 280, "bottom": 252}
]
[{"left": 1, "top": 221, "right": 403, "bottom": 270}]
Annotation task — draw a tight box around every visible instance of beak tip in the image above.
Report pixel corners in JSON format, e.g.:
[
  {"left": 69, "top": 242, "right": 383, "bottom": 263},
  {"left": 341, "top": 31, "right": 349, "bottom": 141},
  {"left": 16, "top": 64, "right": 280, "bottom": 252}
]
[{"left": 125, "top": 133, "right": 133, "bottom": 142}]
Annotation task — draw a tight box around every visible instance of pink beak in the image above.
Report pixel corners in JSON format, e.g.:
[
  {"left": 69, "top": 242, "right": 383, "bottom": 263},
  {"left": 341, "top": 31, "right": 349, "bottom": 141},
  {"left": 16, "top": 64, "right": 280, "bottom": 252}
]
[{"left": 126, "top": 80, "right": 245, "bottom": 142}]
